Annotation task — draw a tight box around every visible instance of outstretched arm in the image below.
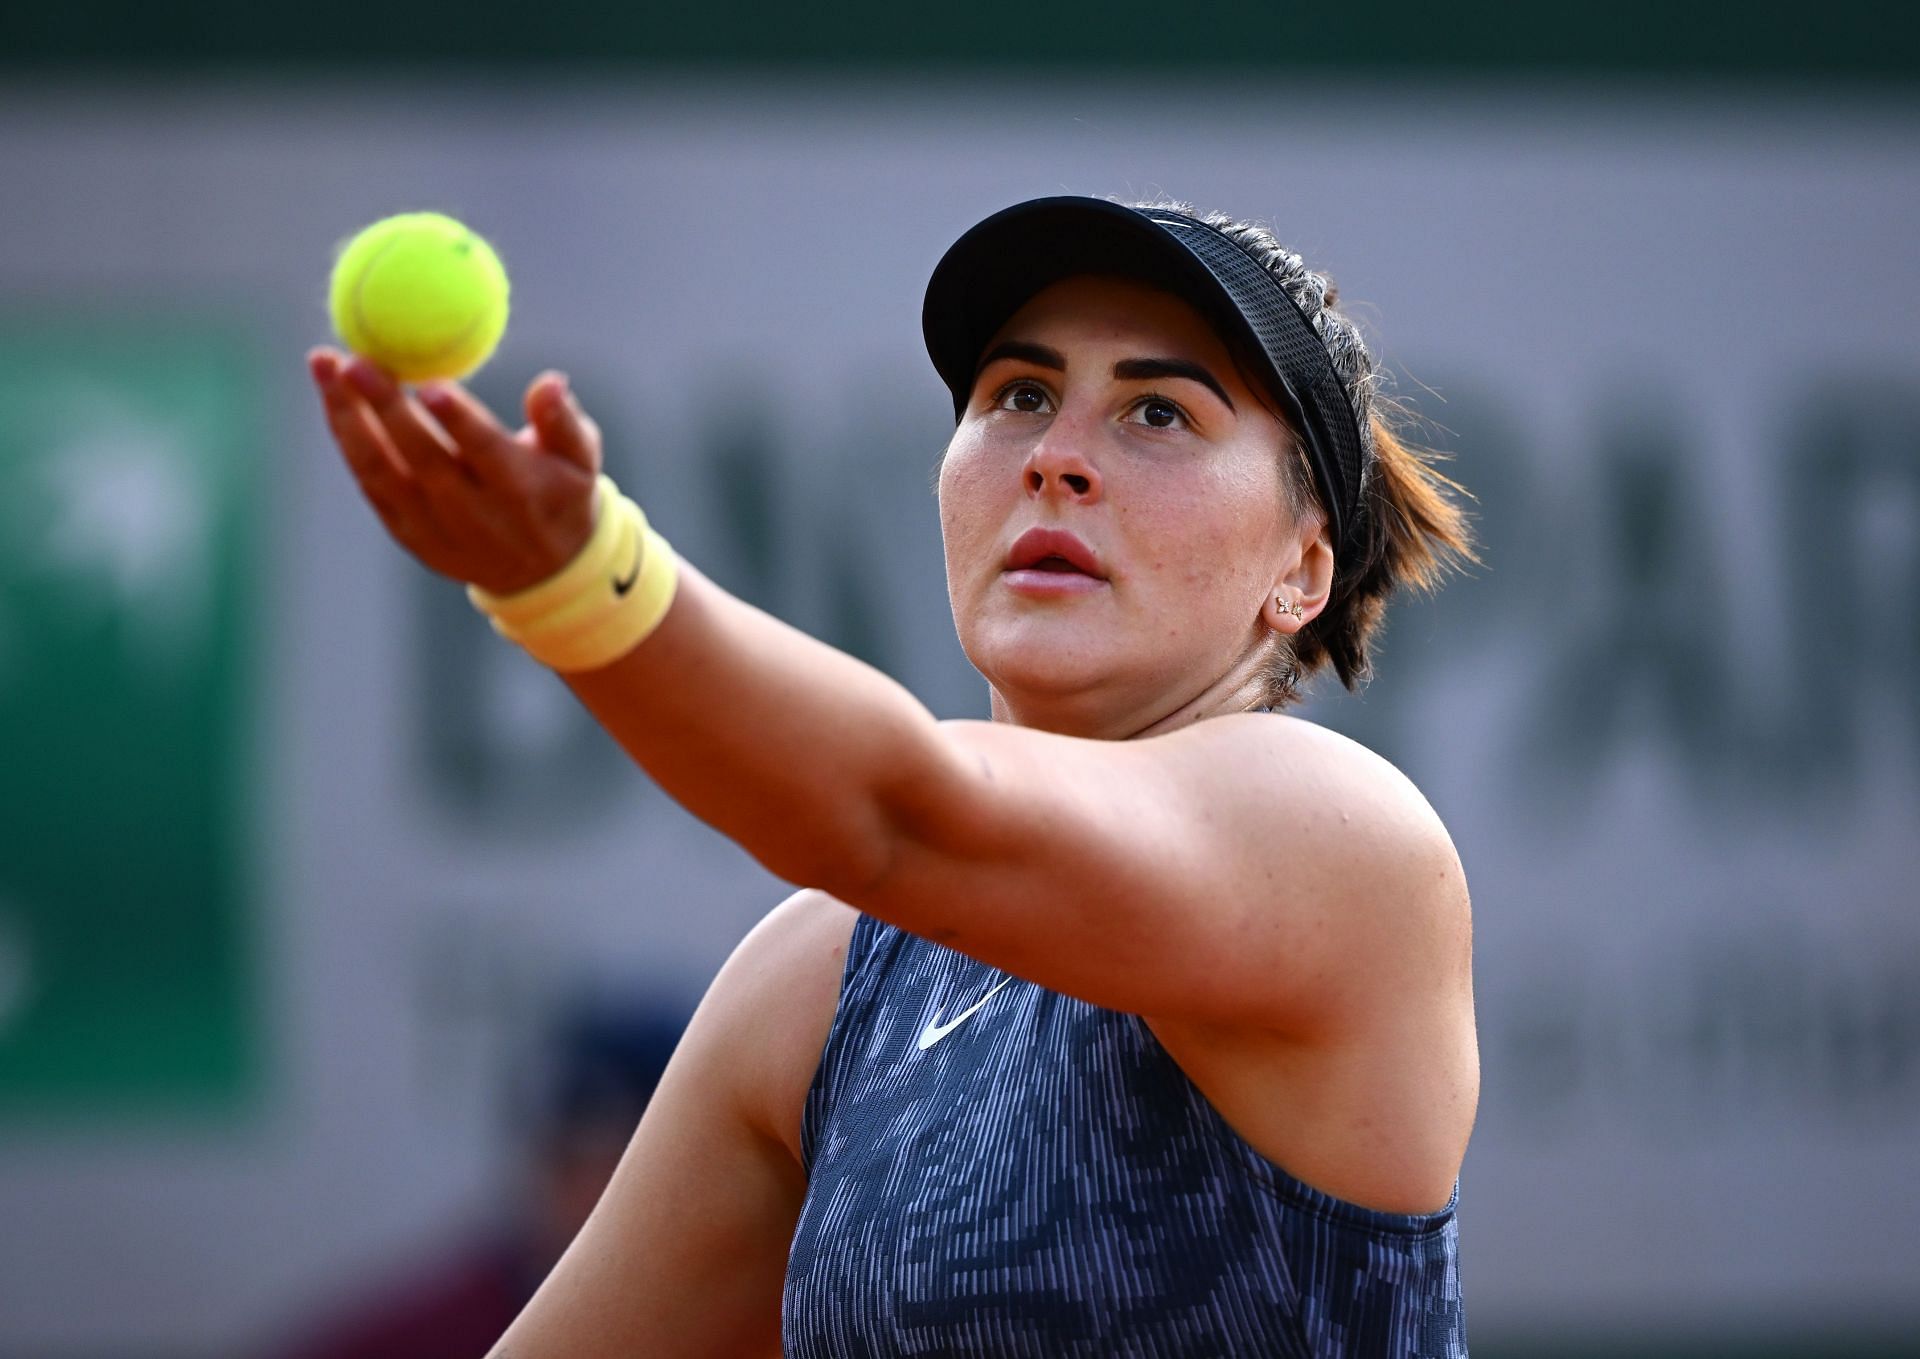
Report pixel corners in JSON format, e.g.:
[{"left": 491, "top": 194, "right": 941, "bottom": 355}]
[{"left": 311, "top": 352, "right": 1464, "bottom": 1030}]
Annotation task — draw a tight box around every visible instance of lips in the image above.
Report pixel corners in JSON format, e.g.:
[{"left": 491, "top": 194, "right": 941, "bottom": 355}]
[{"left": 1004, "top": 527, "right": 1106, "bottom": 579}]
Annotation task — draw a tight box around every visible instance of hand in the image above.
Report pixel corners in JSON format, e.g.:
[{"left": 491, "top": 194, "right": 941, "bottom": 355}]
[{"left": 307, "top": 347, "right": 604, "bottom": 597}]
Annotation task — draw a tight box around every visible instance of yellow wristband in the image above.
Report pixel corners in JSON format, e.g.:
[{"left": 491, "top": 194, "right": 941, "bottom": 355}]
[{"left": 466, "top": 474, "right": 680, "bottom": 672}]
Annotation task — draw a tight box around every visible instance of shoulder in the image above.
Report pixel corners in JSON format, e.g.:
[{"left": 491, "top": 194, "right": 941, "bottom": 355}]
[
  {"left": 1173, "top": 711, "right": 1459, "bottom": 870},
  {"left": 724, "top": 886, "right": 862, "bottom": 992},
  {"left": 695, "top": 888, "right": 860, "bottom": 1165},
  {"left": 1191, "top": 712, "right": 1470, "bottom": 991}
]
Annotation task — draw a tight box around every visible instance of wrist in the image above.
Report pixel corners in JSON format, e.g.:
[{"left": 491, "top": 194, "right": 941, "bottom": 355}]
[{"left": 467, "top": 474, "right": 679, "bottom": 672}]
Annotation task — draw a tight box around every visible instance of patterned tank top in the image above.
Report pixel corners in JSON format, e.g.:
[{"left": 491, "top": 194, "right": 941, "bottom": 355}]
[{"left": 781, "top": 914, "right": 1467, "bottom": 1357}]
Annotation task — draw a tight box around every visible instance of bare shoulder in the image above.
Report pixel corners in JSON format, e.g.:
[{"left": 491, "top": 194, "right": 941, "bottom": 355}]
[
  {"left": 1186, "top": 711, "right": 1463, "bottom": 881},
  {"left": 1206, "top": 708, "right": 1440, "bottom": 800},
  {"left": 486, "top": 890, "right": 858, "bottom": 1358},
  {"left": 1190, "top": 712, "right": 1471, "bottom": 1008},
  {"left": 1145, "top": 714, "right": 1476, "bottom": 1208},
  {"left": 699, "top": 888, "right": 860, "bottom": 1164}
]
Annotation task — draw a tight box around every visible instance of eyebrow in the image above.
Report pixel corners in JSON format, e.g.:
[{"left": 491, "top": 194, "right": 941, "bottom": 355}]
[
  {"left": 974, "top": 340, "right": 1065, "bottom": 377},
  {"left": 1112, "top": 358, "right": 1235, "bottom": 413},
  {"left": 974, "top": 341, "right": 1235, "bottom": 413}
]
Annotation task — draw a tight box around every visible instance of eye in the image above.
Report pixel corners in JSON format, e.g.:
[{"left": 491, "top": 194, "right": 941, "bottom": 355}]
[
  {"left": 994, "top": 381, "right": 1053, "bottom": 415},
  {"left": 1125, "top": 394, "right": 1190, "bottom": 431}
]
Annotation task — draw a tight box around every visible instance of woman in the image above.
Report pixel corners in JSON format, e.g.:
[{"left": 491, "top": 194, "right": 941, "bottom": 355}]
[{"left": 308, "top": 196, "right": 1479, "bottom": 1357}]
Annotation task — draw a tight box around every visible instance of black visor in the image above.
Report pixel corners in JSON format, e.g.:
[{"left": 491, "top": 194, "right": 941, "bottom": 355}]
[{"left": 922, "top": 196, "right": 1365, "bottom": 566}]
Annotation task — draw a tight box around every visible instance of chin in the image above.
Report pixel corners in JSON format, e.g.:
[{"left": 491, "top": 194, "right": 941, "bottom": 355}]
[{"left": 964, "top": 618, "right": 1135, "bottom": 707}]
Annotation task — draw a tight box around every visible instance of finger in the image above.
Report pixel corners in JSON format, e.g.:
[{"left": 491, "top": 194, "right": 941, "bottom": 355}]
[
  {"left": 524, "top": 371, "right": 602, "bottom": 476},
  {"left": 310, "top": 352, "right": 469, "bottom": 568},
  {"left": 342, "top": 356, "right": 475, "bottom": 489},
  {"left": 310, "top": 347, "right": 422, "bottom": 522},
  {"left": 415, "top": 380, "right": 526, "bottom": 487},
  {"left": 307, "top": 345, "right": 342, "bottom": 388}
]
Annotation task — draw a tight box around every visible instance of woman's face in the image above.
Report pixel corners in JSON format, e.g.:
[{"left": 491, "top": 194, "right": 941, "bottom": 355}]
[{"left": 939, "top": 274, "right": 1317, "bottom": 734}]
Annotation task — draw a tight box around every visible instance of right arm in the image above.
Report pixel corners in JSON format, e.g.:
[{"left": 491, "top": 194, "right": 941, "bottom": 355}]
[
  {"left": 313, "top": 353, "right": 1458, "bottom": 1034},
  {"left": 488, "top": 889, "right": 857, "bottom": 1359}
]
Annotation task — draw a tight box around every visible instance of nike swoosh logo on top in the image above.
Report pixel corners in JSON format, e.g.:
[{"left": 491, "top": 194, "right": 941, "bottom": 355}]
[
  {"left": 916, "top": 976, "right": 1014, "bottom": 1051},
  {"left": 612, "top": 548, "right": 641, "bottom": 596}
]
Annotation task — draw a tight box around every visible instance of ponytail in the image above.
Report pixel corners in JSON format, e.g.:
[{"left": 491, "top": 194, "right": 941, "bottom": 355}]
[{"left": 1288, "top": 410, "right": 1478, "bottom": 695}]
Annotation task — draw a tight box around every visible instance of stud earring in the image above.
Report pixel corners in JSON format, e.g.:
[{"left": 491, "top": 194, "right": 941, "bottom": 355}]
[{"left": 1276, "top": 594, "right": 1303, "bottom": 620}]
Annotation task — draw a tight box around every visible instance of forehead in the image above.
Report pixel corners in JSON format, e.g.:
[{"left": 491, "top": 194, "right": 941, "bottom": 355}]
[{"left": 986, "top": 274, "right": 1237, "bottom": 366}]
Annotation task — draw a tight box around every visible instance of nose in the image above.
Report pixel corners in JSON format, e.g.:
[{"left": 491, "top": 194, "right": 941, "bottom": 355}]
[{"left": 1023, "top": 421, "right": 1103, "bottom": 504}]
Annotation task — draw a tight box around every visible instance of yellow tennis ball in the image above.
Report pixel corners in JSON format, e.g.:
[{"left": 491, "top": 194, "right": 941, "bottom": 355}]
[{"left": 329, "top": 211, "right": 510, "bottom": 382}]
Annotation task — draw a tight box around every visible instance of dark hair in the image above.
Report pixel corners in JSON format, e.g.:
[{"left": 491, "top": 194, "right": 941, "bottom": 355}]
[{"left": 1134, "top": 200, "right": 1478, "bottom": 707}]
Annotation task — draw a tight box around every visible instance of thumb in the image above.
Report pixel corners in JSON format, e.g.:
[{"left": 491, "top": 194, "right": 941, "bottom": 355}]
[{"left": 526, "top": 371, "right": 602, "bottom": 476}]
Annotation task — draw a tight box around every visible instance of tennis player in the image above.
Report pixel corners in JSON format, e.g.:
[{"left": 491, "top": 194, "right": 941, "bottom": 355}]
[{"left": 308, "top": 196, "right": 1479, "bottom": 1357}]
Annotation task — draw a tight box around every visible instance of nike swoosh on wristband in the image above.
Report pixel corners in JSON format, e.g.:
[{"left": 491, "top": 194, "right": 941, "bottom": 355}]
[
  {"left": 612, "top": 546, "right": 641, "bottom": 596},
  {"left": 916, "top": 976, "right": 1015, "bottom": 1051}
]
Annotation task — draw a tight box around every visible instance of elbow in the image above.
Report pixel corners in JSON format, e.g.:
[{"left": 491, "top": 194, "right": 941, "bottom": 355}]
[
  {"left": 753, "top": 812, "right": 898, "bottom": 903},
  {"left": 758, "top": 721, "right": 978, "bottom": 907}
]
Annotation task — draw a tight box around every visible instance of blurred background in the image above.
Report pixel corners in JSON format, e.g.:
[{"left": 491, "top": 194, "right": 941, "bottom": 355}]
[{"left": 1, "top": 3, "right": 1917, "bottom": 1355}]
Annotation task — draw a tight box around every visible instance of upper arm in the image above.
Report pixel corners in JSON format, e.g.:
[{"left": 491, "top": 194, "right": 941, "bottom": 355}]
[
  {"left": 489, "top": 889, "right": 857, "bottom": 1359},
  {"left": 853, "top": 714, "right": 1467, "bottom": 1033}
]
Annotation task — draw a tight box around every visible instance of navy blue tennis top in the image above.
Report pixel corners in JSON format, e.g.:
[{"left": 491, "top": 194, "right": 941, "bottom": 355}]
[{"left": 782, "top": 913, "right": 1467, "bottom": 1357}]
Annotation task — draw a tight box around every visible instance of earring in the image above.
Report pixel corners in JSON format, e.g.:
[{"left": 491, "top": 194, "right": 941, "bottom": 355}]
[{"left": 1276, "top": 594, "right": 1303, "bottom": 620}]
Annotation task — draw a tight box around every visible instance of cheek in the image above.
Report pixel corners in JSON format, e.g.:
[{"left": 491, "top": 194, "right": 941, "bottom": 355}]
[
  {"left": 1128, "top": 461, "right": 1283, "bottom": 597},
  {"left": 937, "top": 436, "right": 1006, "bottom": 566}
]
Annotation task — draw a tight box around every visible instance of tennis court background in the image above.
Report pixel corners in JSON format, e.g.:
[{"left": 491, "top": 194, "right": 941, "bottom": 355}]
[{"left": 1, "top": 22, "right": 1917, "bottom": 1359}]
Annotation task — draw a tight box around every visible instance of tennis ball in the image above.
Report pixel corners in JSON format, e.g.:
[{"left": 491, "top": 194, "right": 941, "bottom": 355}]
[{"left": 329, "top": 211, "right": 510, "bottom": 382}]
